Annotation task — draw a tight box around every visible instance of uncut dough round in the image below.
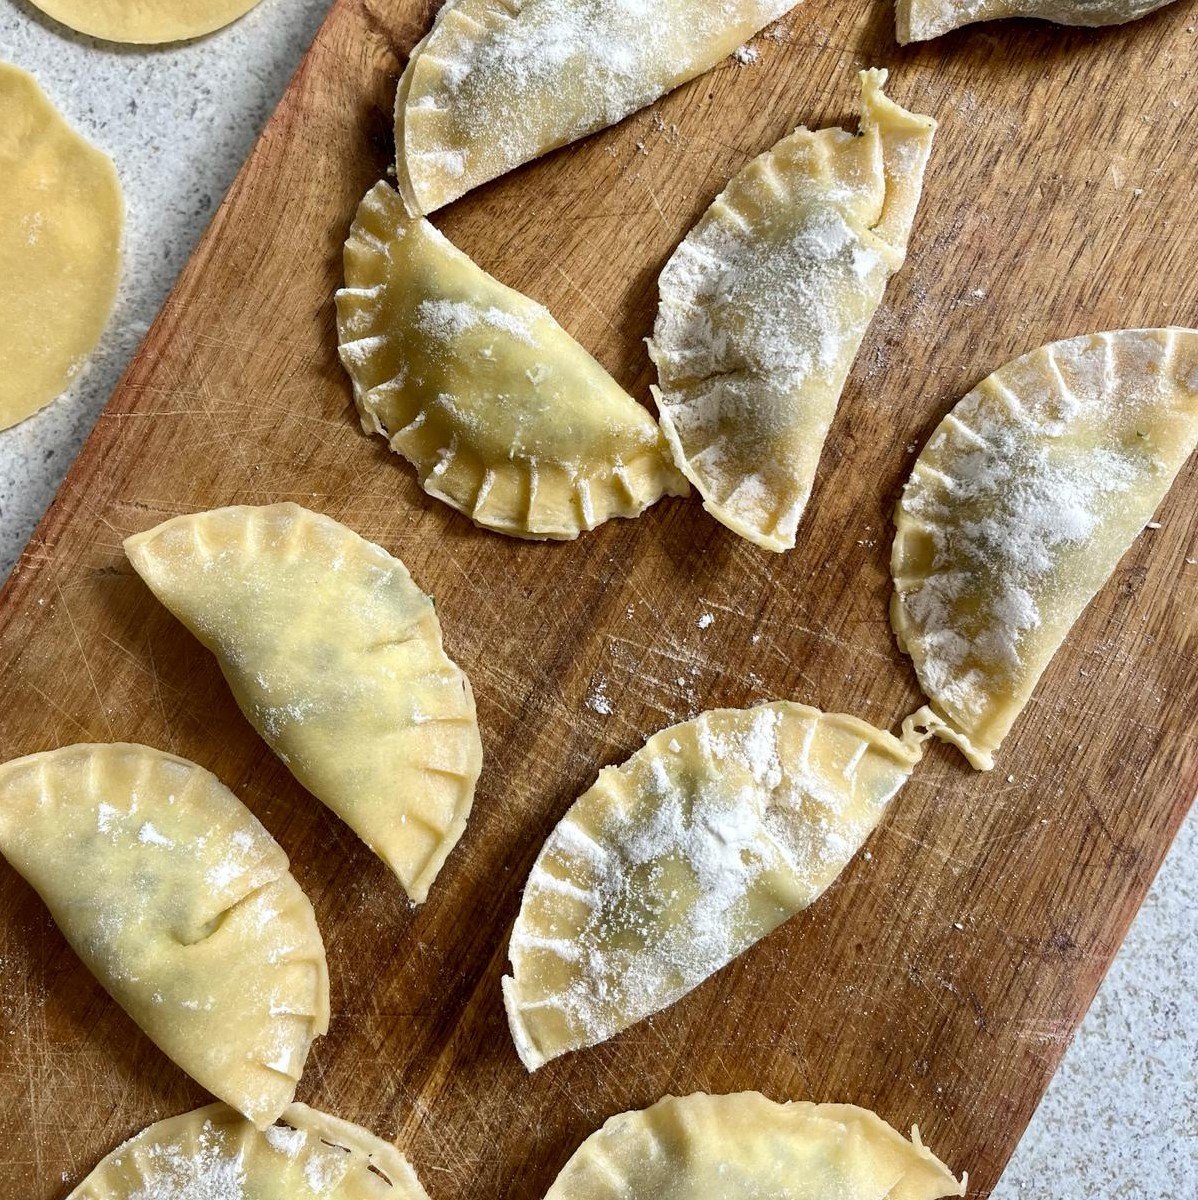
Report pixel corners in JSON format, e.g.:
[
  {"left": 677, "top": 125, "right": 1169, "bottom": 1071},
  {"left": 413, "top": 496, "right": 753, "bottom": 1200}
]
[
  {"left": 0, "top": 62, "right": 122, "bottom": 432},
  {"left": 28, "top": 0, "right": 265, "bottom": 43}
]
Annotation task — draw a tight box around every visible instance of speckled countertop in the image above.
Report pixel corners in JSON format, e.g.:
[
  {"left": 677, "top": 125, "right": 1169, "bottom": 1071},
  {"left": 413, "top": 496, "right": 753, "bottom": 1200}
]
[{"left": 0, "top": 2, "right": 1194, "bottom": 1195}]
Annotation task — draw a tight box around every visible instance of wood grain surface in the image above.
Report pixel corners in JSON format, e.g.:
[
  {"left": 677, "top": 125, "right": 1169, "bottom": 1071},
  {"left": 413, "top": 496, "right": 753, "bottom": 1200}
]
[{"left": 2, "top": 1, "right": 1197, "bottom": 1195}]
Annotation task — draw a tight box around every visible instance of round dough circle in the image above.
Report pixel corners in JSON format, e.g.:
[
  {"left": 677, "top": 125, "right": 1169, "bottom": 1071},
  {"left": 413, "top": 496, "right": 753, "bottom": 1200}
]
[
  {"left": 0, "top": 63, "right": 122, "bottom": 432},
  {"left": 27, "top": 0, "right": 265, "bottom": 44}
]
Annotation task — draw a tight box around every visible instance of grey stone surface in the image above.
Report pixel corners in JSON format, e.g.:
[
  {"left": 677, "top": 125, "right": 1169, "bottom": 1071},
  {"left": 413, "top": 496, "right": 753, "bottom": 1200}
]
[{"left": 0, "top": 3, "right": 1193, "bottom": 1196}]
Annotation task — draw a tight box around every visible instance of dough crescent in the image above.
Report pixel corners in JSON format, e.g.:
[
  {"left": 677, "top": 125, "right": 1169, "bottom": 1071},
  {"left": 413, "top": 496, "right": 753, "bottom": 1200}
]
[
  {"left": 545, "top": 1093, "right": 964, "bottom": 1200},
  {"left": 0, "top": 744, "right": 329, "bottom": 1128},
  {"left": 395, "top": 0, "right": 799, "bottom": 215},
  {"left": 896, "top": 0, "right": 1178, "bottom": 44},
  {"left": 125, "top": 503, "right": 483, "bottom": 904},
  {"left": 68, "top": 1102, "right": 429, "bottom": 1200},
  {"left": 28, "top": 0, "right": 266, "bottom": 44},
  {"left": 503, "top": 701, "right": 925, "bottom": 1070},
  {"left": 650, "top": 69, "right": 936, "bottom": 551},
  {"left": 0, "top": 62, "right": 122, "bottom": 432},
  {"left": 892, "top": 328, "right": 1198, "bottom": 770},
  {"left": 337, "top": 182, "right": 687, "bottom": 540}
]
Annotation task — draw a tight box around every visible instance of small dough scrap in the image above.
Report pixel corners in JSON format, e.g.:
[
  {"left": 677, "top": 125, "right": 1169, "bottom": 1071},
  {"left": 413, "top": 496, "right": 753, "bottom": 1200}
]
[
  {"left": 337, "top": 182, "right": 687, "bottom": 540},
  {"left": 0, "top": 62, "right": 122, "bottom": 432},
  {"left": 503, "top": 701, "right": 925, "bottom": 1070},
  {"left": 892, "top": 328, "right": 1198, "bottom": 770},
  {"left": 545, "top": 1093, "right": 965, "bottom": 1200},
  {"left": 68, "top": 1102, "right": 429, "bottom": 1200},
  {"left": 124, "top": 503, "right": 483, "bottom": 904},
  {"left": 896, "top": 0, "right": 1177, "bottom": 44},
  {"left": 28, "top": 0, "right": 266, "bottom": 43},
  {"left": 650, "top": 69, "right": 936, "bottom": 552},
  {"left": 0, "top": 744, "right": 329, "bottom": 1129},
  {"left": 395, "top": 0, "right": 799, "bottom": 215}
]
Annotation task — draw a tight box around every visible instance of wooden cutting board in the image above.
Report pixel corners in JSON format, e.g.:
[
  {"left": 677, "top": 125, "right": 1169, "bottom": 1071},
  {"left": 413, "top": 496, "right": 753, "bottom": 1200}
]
[{"left": 2, "top": 1, "right": 1196, "bottom": 1195}]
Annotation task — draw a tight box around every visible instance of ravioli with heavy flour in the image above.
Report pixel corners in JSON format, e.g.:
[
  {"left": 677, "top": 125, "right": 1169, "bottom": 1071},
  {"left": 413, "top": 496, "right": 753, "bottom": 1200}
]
[
  {"left": 896, "top": 0, "right": 1178, "bottom": 44},
  {"left": 650, "top": 69, "right": 937, "bottom": 552},
  {"left": 337, "top": 182, "right": 686, "bottom": 539},
  {"left": 0, "top": 744, "right": 329, "bottom": 1129},
  {"left": 892, "top": 328, "right": 1198, "bottom": 770},
  {"left": 69, "top": 1102, "right": 429, "bottom": 1200},
  {"left": 125, "top": 503, "right": 482, "bottom": 904},
  {"left": 395, "top": 0, "right": 799, "bottom": 215},
  {"left": 503, "top": 701, "right": 926, "bottom": 1070},
  {"left": 545, "top": 1093, "right": 964, "bottom": 1200}
]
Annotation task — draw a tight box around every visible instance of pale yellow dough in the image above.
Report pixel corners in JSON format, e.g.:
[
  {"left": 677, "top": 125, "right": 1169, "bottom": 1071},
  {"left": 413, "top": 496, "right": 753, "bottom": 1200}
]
[
  {"left": 0, "top": 62, "right": 121, "bottom": 432},
  {"left": 892, "top": 328, "right": 1198, "bottom": 770},
  {"left": 649, "top": 70, "right": 937, "bottom": 552},
  {"left": 503, "top": 701, "right": 926, "bottom": 1070},
  {"left": 125, "top": 503, "right": 483, "bottom": 904},
  {"left": 69, "top": 1102, "right": 429, "bottom": 1200},
  {"left": 545, "top": 1093, "right": 965, "bottom": 1200},
  {"left": 29, "top": 0, "right": 265, "bottom": 44},
  {"left": 0, "top": 744, "right": 329, "bottom": 1129},
  {"left": 337, "top": 182, "right": 687, "bottom": 540},
  {"left": 896, "top": 0, "right": 1178, "bottom": 44},
  {"left": 395, "top": 0, "right": 800, "bottom": 215}
]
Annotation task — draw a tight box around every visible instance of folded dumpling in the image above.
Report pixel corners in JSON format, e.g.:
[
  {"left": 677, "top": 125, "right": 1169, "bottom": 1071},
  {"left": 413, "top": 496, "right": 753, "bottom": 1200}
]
[
  {"left": 503, "top": 701, "right": 926, "bottom": 1070},
  {"left": 337, "top": 182, "right": 687, "bottom": 539},
  {"left": 892, "top": 328, "right": 1198, "bottom": 770},
  {"left": 545, "top": 1093, "right": 964, "bottom": 1200},
  {"left": 69, "top": 1102, "right": 428, "bottom": 1200},
  {"left": 896, "top": 0, "right": 1177, "bottom": 44},
  {"left": 395, "top": 0, "right": 799, "bottom": 215},
  {"left": 0, "top": 744, "right": 329, "bottom": 1129},
  {"left": 125, "top": 503, "right": 483, "bottom": 903},
  {"left": 650, "top": 69, "right": 937, "bottom": 551}
]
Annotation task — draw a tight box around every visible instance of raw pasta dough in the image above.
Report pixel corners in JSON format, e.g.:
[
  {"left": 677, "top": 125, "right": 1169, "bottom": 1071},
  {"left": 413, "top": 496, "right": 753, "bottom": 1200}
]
[
  {"left": 0, "top": 744, "right": 329, "bottom": 1128},
  {"left": 503, "top": 701, "right": 926, "bottom": 1070},
  {"left": 545, "top": 1093, "right": 964, "bottom": 1200},
  {"left": 337, "top": 182, "right": 687, "bottom": 540},
  {"left": 125, "top": 503, "right": 483, "bottom": 904},
  {"left": 892, "top": 328, "right": 1198, "bottom": 770},
  {"left": 395, "top": 0, "right": 799, "bottom": 215},
  {"left": 0, "top": 62, "right": 121, "bottom": 432},
  {"left": 29, "top": 0, "right": 266, "bottom": 43},
  {"left": 896, "top": 0, "right": 1177, "bottom": 44},
  {"left": 650, "top": 70, "right": 937, "bottom": 552},
  {"left": 68, "top": 1102, "right": 429, "bottom": 1200}
]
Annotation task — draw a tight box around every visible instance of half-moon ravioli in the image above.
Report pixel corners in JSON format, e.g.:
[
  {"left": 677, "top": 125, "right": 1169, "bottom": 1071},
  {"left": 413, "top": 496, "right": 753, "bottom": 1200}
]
[
  {"left": 124, "top": 503, "right": 483, "bottom": 903},
  {"left": 892, "top": 328, "right": 1198, "bottom": 771},
  {"left": 0, "top": 744, "right": 329, "bottom": 1129},
  {"left": 503, "top": 701, "right": 926, "bottom": 1070},
  {"left": 68, "top": 1102, "right": 429, "bottom": 1200},
  {"left": 896, "top": 0, "right": 1177, "bottom": 44},
  {"left": 544, "top": 1093, "right": 964, "bottom": 1200},
  {"left": 395, "top": 0, "right": 799, "bottom": 215},
  {"left": 649, "top": 69, "right": 937, "bottom": 552},
  {"left": 337, "top": 182, "right": 687, "bottom": 539}
]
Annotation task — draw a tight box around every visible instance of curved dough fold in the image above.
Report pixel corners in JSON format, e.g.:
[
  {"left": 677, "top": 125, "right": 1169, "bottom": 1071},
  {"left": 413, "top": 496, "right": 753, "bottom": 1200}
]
[
  {"left": 125, "top": 503, "right": 483, "bottom": 903},
  {"left": 68, "top": 1102, "right": 429, "bottom": 1200},
  {"left": 650, "top": 69, "right": 937, "bottom": 551},
  {"left": 0, "top": 744, "right": 329, "bottom": 1128},
  {"left": 337, "top": 182, "right": 687, "bottom": 540},
  {"left": 545, "top": 1092, "right": 964, "bottom": 1200},
  {"left": 503, "top": 701, "right": 925, "bottom": 1070},
  {"left": 0, "top": 63, "right": 122, "bottom": 432},
  {"left": 892, "top": 327, "right": 1198, "bottom": 770},
  {"left": 395, "top": 0, "right": 798, "bottom": 215},
  {"left": 896, "top": 0, "right": 1177, "bottom": 44}
]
